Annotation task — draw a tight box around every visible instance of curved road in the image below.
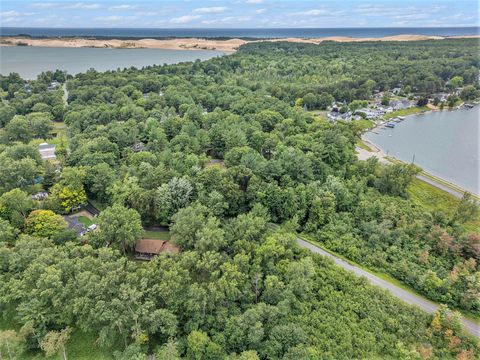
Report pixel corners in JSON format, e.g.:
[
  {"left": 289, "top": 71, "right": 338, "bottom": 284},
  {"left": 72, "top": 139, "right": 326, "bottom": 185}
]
[{"left": 295, "top": 236, "right": 479, "bottom": 337}]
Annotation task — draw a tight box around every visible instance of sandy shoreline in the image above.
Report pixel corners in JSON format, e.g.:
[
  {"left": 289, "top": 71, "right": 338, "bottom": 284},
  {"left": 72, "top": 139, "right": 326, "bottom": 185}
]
[{"left": 1, "top": 34, "right": 478, "bottom": 52}]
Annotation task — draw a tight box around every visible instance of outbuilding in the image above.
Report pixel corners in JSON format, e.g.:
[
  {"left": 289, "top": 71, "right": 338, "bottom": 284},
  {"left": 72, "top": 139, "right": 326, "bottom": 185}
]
[{"left": 38, "top": 143, "right": 56, "bottom": 160}]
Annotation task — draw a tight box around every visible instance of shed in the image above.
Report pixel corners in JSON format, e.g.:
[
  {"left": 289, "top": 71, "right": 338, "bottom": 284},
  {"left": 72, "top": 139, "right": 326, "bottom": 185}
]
[{"left": 38, "top": 143, "right": 56, "bottom": 160}]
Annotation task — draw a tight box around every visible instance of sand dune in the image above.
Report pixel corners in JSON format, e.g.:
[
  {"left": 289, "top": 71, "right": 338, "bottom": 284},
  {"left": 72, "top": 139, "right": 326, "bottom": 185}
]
[{"left": 1, "top": 34, "right": 477, "bottom": 52}]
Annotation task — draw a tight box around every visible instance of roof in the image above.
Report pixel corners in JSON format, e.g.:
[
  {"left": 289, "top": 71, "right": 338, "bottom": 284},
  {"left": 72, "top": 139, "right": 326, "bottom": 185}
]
[
  {"left": 135, "top": 239, "right": 179, "bottom": 255},
  {"left": 38, "top": 143, "right": 56, "bottom": 160}
]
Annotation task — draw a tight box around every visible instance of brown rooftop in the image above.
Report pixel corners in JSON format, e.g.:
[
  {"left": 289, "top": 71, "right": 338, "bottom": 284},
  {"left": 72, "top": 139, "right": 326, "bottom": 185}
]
[{"left": 135, "top": 239, "right": 179, "bottom": 256}]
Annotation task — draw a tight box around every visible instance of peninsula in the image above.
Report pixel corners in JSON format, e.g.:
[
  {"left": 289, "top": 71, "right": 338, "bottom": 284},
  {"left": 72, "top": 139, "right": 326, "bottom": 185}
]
[{"left": 1, "top": 34, "right": 479, "bottom": 52}]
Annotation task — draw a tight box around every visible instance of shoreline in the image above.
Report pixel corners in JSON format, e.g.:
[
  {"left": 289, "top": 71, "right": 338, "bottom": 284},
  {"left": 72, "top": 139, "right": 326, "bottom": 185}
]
[
  {"left": 1, "top": 34, "right": 479, "bottom": 52},
  {"left": 358, "top": 138, "right": 475, "bottom": 199},
  {"left": 359, "top": 105, "right": 480, "bottom": 198}
]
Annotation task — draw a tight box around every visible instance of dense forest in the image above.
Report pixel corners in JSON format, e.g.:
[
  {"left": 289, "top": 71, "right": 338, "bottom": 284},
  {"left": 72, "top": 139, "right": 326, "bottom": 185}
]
[{"left": 0, "top": 39, "right": 479, "bottom": 359}]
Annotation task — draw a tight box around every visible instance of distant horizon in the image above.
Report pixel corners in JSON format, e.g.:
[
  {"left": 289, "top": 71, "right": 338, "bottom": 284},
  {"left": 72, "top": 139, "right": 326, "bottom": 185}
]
[
  {"left": 2, "top": 26, "right": 480, "bottom": 30},
  {"left": 1, "top": 26, "right": 478, "bottom": 40}
]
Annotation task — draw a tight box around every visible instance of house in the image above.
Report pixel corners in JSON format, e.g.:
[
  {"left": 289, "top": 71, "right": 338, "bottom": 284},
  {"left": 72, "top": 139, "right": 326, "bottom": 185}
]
[
  {"left": 31, "top": 191, "right": 48, "bottom": 201},
  {"left": 63, "top": 216, "right": 87, "bottom": 236},
  {"left": 356, "top": 108, "right": 386, "bottom": 120},
  {"left": 390, "top": 99, "right": 413, "bottom": 111},
  {"left": 38, "top": 143, "right": 56, "bottom": 160},
  {"left": 132, "top": 142, "right": 146, "bottom": 152},
  {"left": 135, "top": 239, "right": 179, "bottom": 260},
  {"left": 391, "top": 87, "right": 402, "bottom": 95},
  {"left": 431, "top": 93, "right": 449, "bottom": 102},
  {"left": 327, "top": 111, "right": 354, "bottom": 121},
  {"left": 47, "top": 81, "right": 60, "bottom": 91}
]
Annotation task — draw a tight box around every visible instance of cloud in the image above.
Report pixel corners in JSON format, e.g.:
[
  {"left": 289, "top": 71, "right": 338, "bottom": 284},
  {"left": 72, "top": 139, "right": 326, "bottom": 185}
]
[
  {"left": 93, "top": 15, "right": 139, "bottom": 24},
  {"left": 354, "top": 5, "right": 417, "bottom": 17},
  {"left": 292, "top": 8, "right": 344, "bottom": 17},
  {"left": 30, "top": 2, "right": 58, "bottom": 8},
  {"left": 67, "top": 2, "right": 101, "bottom": 10},
  {"left": 393, "top": 13, "right": 428, "bottom": 21},
  {"left": 32, "top": 15, "right": 66, "bottom": 25},
  {"left": 0, "top": 10, "right": 35, "bottom": 24},
  {"left": 201, "top": 16, "right": 251, "bottom": 25},
  {"left": 246, "top": 0, "right": 264, "bottom": 4},
  {"left": 194, "top": 7, "right": 227, "bottom": 14},
  {"left": 293, "top": 9, "right": 328, "bottom": 16},
  {"left": 109, "top": 5, "right": 137, "bottom": 10},
  {"left": 1, "top": 10, "right": 22, "bottom": 16},
  {"left": 135, "top": 11, "right": 167, "bottom": 17},
  {"left": 255, "top": 8, "right": 266, "bottom": 14},
  {"left": 169, "top": 15, "right": 201, "bottom": 24},
  {"left": 29, "top": 2, "right": 101, "bottom": 10}
]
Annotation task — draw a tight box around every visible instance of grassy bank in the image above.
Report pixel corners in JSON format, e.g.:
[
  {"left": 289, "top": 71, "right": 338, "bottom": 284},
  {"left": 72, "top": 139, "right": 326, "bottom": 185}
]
[
  {"left": 384, "top": 106, "right": 429, "bottom": 120},
  {"left": 353, "top": 119, "right": 375, "bottom": 130},
  {"left": 407, "top": 178, "right": 480, "bottom": 233},
  {"left": 356, "top": 139, "right": 373, "bottom": 151}
]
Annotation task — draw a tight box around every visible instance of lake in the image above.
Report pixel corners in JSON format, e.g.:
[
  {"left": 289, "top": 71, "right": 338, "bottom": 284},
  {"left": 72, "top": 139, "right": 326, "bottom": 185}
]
[
  {"left": 364, "top": 107, "right": 479, "bottom": 195},
  {"left": 0, "top": 46, "right": 225, "bottom": 79},
  {"left": 2, "top": 26, "right": 479, "bottom": 38}
]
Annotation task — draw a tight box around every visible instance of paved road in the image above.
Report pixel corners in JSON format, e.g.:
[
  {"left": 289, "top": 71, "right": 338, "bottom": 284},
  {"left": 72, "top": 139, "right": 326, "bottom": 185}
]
[
  {"left": 295, "top": 236, "right": 480, "bottom": 337},
  {"left": 416, "top": 174, "right": 464, "bottom": 199}
]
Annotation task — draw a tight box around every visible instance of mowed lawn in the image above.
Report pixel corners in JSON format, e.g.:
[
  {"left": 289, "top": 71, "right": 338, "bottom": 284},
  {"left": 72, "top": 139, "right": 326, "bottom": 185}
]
[
  {"left": 407, "top": 178, "right": 480, "bottom": 233},
  {"left": 77, "top": 215, "right": 93, "bottom": 227},
  {"left": 143, "top": 229, "right": 170, "bottom": 241},
  {"left": 383, "top": 106, "right": 429, "bottom": 120}
]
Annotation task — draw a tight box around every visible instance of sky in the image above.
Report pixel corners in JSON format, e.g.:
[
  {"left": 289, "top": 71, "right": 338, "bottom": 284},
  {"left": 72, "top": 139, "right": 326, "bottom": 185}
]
[{"left": 1, "top": 0, "right": 479, "bottom": 28}]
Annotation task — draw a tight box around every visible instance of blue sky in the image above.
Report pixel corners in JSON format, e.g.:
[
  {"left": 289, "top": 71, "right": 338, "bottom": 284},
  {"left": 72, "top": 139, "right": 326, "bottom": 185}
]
[{"left": 1, "top": 0, "right": 479, "bottom": 28}]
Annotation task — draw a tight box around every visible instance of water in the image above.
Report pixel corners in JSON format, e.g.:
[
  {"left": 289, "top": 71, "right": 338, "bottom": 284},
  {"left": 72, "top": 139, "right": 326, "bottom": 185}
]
[
  {"left": 1, "top": 27, "right": 479, "bottom": 39},
  {"left": 364, "top": 107, "right": 480, "bottom": 195},
  {"left": 0, "top": 46, "right": 224, "bottom": 79}
]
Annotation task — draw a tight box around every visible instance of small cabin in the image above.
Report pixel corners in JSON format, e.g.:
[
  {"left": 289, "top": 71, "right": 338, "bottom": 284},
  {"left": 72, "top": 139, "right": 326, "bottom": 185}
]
[{"left": 135, "top": 239, "right": 179, "bottom": 260}]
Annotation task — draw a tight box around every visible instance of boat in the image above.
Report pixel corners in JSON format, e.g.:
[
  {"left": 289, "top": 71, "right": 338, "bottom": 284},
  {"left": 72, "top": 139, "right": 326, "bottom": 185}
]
[
  {"left": 398, "top": 116, "right": 406, "bottom": 120},
  {"left": 385, "top": 123, "right": 395, "bottom": 128},
  {"left": 464, "top": 103, "right": 474, "bottom": 109}
]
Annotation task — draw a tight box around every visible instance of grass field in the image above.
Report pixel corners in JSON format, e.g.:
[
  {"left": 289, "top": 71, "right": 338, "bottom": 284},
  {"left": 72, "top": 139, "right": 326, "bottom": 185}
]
[
  {"left": 48, "top": 121, "right": 68, "bottom": 147},
  {"left": 407, "top": 178, "right": 480, "bottom": 233},
  {"left": 353, "top": 119, "right": 375, "bottom": 130},
  {"left": 144, "top": 229, "right": 170, "bottom": 240},
  {"left": 383, "top": 106, "right": 429, "bottom": 120}
]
